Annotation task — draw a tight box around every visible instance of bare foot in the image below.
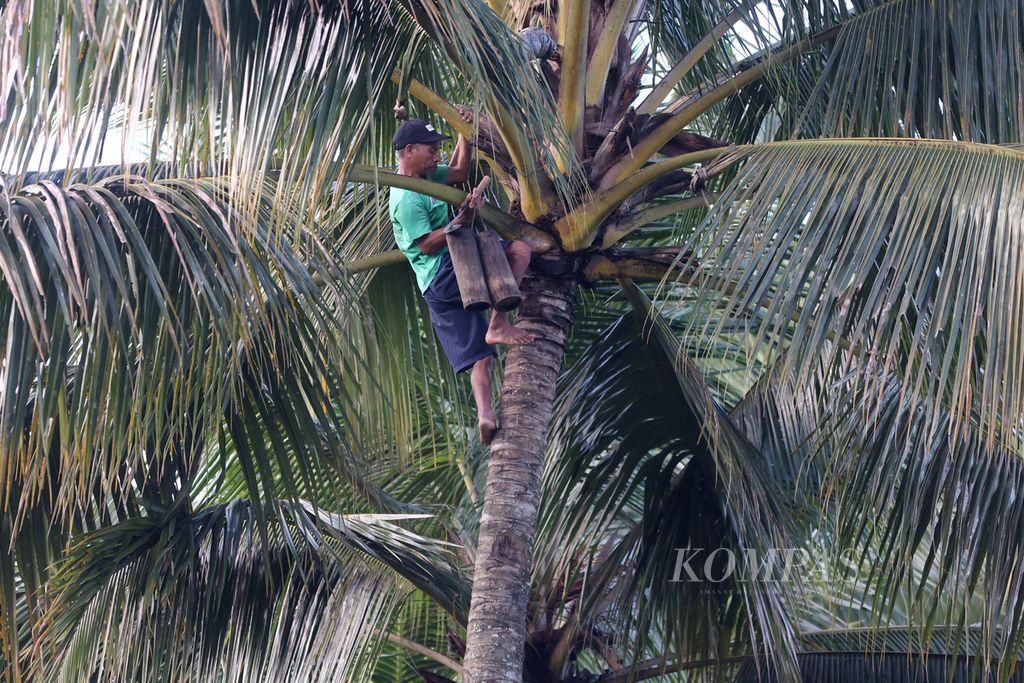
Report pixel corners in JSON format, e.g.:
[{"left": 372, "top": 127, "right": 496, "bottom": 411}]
[
  {"left": 485, "top": 320, "right": 536, "bottom": 346},
  {"left": 479, "top": 415, "right": 499, "bottom": 445}
]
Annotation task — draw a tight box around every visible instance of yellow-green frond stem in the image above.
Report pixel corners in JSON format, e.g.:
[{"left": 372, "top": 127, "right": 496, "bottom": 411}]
[
  {"left": 558, "top": 147, "right": 739, "bottom": 251},
  {"left": 394, "top": 71, "right": 474, "bottom": 139},
  {"left": 601, "top": 194, "right": 719, "bottom": 248},
  {"left": 347, "top": 165, "right": 554, "bottom": 250},
  {"left": 581, "top": 250, "right": 698, "bottom": 283},
  {"left": 585, "top": 0, "right": 639, "bottom": 106},
  {"left": 478, "top": 151, "right": 517, "bottom": 202},
  {"left": 386, "top": 632, "right": 465, "bottom": 675},
  {"left": 487, "top": 107, "right": 558, "bottom": 222},
  {"left": 486, "top": 0, "right": 508, "bottom": 18},
  {"left": 556, "top": 0, "right": 591, "bottom": 153},
  {"left": 635, "top": 9, "right": 743, "bottom": 116},
  {"left": 599, "top": 30, "right": 838, "bottom": 190},
  {"left": 344, "top": 250, "right": 409, "bottom": 274}
]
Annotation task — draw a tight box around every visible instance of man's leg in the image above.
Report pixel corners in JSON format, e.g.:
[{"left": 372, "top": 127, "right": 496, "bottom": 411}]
[
  {"left": 470, "top": 355, "right": 498, "bottom": 444},
  {"left": 485, "top": 239, "right": 536, "bottom": 346}
]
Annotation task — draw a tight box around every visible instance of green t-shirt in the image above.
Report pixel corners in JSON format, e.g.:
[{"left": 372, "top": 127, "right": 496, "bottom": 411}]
[{"left": 390, "top": 165, "right": 450, "bottom": 292}]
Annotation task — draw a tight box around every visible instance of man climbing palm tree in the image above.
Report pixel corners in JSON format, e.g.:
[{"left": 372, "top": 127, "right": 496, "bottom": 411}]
[{"left": 390, "top": 117, "right": 534, "bottom": 445}]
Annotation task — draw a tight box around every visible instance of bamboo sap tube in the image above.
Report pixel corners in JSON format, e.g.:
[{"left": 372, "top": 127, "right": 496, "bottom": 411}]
[
  {"left": 477, "top": 230, "right": 522, "bottom": 311},
  {"left": 445, "top": 176, "right": 493, "bottom": 311}
]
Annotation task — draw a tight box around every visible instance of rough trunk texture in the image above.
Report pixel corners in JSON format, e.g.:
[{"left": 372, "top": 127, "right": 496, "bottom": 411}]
[{"left": 462, "top": 268, "right": 577, "bottom": 683}]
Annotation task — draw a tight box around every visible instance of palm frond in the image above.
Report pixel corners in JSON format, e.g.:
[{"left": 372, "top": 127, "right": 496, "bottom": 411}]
[
  {"left": 644, "top": 1, "right": 778, "bottom": 102},
  {"left": 681, "top": 138, "right": 1024, "bottom": 466},
  {"left": 0, "top": 173, "right": 401, "bottom": 527},
  {"left": 0, "top": 1, "right": 415, "bottom": 224},
  {"left": 680, "top": 137, "right": 1024, "bottom": 676},
  {"left": 727, "top": 346, "right": 838, "bottom": 501},
  {"left": 707, "top": 52, "right": 828, "bottom": 145},
  {"left": 796, "top": 0, "right": 1024, "bottom": 142},
  {"left": 727, "top": 346, "right": 1024, "bottom": 674},
  {"left": 299, "top": 503, "right": 472, "bottom": 624},
  {"left": 641, "top": 0, "right": 858, "bottom": 139},
  {"left": 34, "top": 500, "right": 461, "bottom": 682},
  {"left": 818, "top": 376, "right": 1024, "bottom": 676},
  {"left": 536, "top": 282, "right": 799, "bottom": 677},
  {"left": 649, "top": 1, "right": 1024, "bottom": 149}
]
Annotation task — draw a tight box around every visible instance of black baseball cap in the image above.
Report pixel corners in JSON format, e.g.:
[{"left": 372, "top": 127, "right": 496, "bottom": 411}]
[{"left": 393, "top": 119, "right": 451, "bottom": 150}]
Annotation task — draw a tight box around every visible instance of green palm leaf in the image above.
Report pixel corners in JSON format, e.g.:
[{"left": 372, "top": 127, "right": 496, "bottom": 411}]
[
  {"left": 0, "top": 171, "right": 409, "bottom": 525},
  {"left": 682, "top": 138, "right": 1024, "bottom": 463},
  {"left": 537, "top": 283, "right": 799, "bottom": 677},
  {"left": 35, "top": 500, "right": 464, "bottom": 681},
  {"left": 819, "top": 378, "right": 1024, "bottom": 671},
  {"left": 0, "top": 1, "right": 588, "bottom": 223},
  {"left": 0, "top": 2, "right": 412, "bottom": 207},
  {"left": 681, "top": 137, "right": 1024, "bottom": 676},
  {"left": 797, "top": 0, "right": 1024, "bottom": 142},
  {"left": 725, "top": 344, "right": 1024, "bottom": 677}
]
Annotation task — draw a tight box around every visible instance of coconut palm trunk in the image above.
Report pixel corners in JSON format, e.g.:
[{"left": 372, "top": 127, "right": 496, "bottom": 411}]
[{"left": 463, "top": 268, "right": 577, "bottom": 682}]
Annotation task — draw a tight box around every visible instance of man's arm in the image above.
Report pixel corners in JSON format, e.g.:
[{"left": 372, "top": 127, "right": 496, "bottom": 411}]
[
  {"left": 446, "top": 108, "right": 475, "bottom": 184},
  {"left": 413, "top": 191, "right": 483, "bottom": 255},
  {"left": 446, "top": 134, "right": 471, "bottom": 184},
  {"left": 414, "top": 226, "right": 448, "bottom": 255}
]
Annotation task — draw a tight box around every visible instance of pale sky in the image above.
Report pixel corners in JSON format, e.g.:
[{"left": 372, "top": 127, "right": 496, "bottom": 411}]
[
  {"left": 22, "top": 2, "right": 779, "bottom": 173},
  {"left": 20, "top": 126, "right": 151, "bottom": 172}
]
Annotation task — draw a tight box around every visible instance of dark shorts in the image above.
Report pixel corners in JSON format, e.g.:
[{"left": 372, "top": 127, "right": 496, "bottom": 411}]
[{"left": 424, "top": 252, "right": 496, "bottom": 374}]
